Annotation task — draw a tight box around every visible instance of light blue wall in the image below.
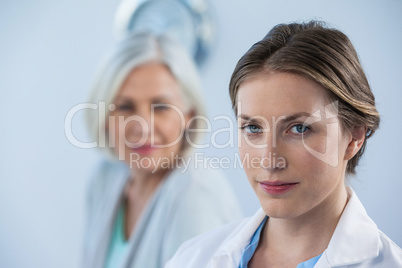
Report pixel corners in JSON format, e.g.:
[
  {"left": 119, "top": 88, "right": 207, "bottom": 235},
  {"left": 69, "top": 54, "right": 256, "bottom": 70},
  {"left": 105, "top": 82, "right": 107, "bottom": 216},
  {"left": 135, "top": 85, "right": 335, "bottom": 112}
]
[{"left": 1, "top": 1, "right": 401, "bottom": 267}]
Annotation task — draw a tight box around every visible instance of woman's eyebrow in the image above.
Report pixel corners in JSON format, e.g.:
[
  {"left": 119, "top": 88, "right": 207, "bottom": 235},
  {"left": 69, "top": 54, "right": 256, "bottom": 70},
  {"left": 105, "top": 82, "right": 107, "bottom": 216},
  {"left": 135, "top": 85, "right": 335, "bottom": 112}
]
[
  {"left": 113, "top": 96, "right": 131, "bottom": 102},
  {"left": 150, "top": 95, "right": 175, "bottom": 103},
  {"left": 237, "top": 114, "right": 267, "bottom": 126},
  {"left": 238, "top": 112, "right": 315, "bottom": 122},
  {"left": 237, "top": 114, "right": 251, "bottom": 121},
  {"left": 114, "top": 94, "right": 175, "bottom": 103},
  {"left": 281, "top": 112, "right": 314, "bottom": 123}
]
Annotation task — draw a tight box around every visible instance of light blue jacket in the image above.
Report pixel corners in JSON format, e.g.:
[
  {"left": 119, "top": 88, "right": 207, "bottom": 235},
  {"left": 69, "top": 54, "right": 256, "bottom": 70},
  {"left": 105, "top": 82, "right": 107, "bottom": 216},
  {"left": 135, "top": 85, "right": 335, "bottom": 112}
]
[{"left": 81, "top": 157, "right": 242, "bottom": 268}]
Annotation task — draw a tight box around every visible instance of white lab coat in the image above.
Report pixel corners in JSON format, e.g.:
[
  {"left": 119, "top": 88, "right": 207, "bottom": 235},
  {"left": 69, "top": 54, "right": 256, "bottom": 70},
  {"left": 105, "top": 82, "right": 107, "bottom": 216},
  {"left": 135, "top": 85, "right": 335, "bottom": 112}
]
[
  {"left": 166, "top": 187, "right": 402, "bottom": 268},
  {"left": 81, "top": 157, "right": 243, "bottom": 268}
]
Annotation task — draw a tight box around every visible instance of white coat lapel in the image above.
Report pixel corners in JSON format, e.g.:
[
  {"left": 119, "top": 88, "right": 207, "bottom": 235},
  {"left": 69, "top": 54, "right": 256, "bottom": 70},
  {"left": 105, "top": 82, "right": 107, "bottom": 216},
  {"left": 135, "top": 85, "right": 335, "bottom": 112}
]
[
  {"left": 315, "top": 187, "right": 380, "bottom": 268},
  {"left": 208, "top": 208, "right": 266, "bottom": 268}
]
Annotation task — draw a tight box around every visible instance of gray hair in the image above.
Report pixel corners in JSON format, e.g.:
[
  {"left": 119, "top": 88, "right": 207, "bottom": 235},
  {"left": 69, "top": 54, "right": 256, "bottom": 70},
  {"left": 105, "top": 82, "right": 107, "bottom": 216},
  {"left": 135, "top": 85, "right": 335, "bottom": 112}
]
[{"left": 86, "top": 32, "right": 206, "bottom": 158}]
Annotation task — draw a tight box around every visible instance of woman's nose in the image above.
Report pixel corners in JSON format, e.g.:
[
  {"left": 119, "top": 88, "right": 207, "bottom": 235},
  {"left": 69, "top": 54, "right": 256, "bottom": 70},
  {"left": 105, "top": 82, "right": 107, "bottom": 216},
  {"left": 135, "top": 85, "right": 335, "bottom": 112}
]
[
  {"left": 126, "top": 108, "right": 152, "bottom": 137},
  {"left": 260, "top": 133, "right": 286, "bottom": 171}
]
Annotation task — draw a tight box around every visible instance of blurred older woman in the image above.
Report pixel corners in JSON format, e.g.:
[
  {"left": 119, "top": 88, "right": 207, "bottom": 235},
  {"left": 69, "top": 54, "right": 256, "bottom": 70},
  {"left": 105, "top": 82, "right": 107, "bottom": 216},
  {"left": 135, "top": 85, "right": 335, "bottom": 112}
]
[{"left": 82, "top": 33, "right": 242, "bottom": 268}]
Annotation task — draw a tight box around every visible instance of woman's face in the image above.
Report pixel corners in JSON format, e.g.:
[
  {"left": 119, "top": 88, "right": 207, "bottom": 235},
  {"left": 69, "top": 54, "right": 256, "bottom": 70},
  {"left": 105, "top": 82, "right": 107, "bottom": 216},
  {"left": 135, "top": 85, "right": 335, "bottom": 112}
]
[
  {"left": 237, "top": 71, "right": 358, "bottom": 220},
  {"left": 108, "top": 62, "right": 192, "bottom": 175}
]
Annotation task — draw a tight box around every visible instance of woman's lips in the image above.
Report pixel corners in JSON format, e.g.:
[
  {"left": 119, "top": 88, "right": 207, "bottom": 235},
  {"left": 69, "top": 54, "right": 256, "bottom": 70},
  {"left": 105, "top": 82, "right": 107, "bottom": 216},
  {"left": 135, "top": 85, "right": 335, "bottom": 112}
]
[
  {"left": 131, "top": 145, "right": 155, "bottom": 155},
  {"left": 259, "top": 181, "right": 299, "bottom": 195}
]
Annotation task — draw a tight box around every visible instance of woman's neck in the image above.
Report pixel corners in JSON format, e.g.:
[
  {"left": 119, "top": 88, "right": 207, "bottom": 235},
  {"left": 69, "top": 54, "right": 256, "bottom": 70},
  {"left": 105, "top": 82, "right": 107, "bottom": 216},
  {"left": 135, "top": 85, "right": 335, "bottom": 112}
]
[
  {"left": 123, "top": 168, "right": 170, "bottom": 240},
  {"left": 258, "top": 185, "right": 348, "bottom": 266},
  {"left": 126, "top": 169, "right": 168, "bottom": 197}
]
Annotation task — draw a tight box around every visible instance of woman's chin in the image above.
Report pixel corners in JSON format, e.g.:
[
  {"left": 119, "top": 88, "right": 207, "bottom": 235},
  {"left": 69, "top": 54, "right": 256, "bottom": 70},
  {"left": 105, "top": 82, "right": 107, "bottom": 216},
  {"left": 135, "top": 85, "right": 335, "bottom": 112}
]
[{"left": 259, "top": 199, "right": 303, "bottom": 220}]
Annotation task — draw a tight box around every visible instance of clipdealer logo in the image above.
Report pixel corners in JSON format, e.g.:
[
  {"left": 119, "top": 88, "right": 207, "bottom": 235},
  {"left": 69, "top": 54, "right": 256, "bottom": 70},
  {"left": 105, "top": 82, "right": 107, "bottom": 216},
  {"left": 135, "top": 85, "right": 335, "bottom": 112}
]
[{"left": 64, "top": 101, "right": 340, "bottom": 167}]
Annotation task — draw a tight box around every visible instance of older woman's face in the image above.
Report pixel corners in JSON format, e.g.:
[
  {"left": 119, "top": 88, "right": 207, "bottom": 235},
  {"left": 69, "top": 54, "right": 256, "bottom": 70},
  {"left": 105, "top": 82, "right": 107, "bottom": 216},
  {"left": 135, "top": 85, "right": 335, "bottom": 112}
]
[
  {"left": 109, "top": 62, "right": 191, "bottom": 174},
  {"left": 237, "top": 71, "right": 357, "bottom": 220}
]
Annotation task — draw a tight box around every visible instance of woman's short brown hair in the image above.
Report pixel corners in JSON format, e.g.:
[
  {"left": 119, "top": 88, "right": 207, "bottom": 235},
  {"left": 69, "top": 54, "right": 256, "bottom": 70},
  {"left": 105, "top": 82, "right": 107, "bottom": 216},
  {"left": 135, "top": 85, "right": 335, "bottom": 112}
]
[{"left": 229, "top": 20, "right": 380, "bottom": 175}]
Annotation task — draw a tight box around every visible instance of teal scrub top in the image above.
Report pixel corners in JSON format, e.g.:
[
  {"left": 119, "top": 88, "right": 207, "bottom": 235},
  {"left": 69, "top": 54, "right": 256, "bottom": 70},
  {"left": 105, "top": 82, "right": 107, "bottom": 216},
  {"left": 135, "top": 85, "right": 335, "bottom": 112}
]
[
  {"left": 105, "top": 203, "right": 129, "bottom": 268},
  {"left": 239, "top": 217, "right": 322, "bottom": 268}
]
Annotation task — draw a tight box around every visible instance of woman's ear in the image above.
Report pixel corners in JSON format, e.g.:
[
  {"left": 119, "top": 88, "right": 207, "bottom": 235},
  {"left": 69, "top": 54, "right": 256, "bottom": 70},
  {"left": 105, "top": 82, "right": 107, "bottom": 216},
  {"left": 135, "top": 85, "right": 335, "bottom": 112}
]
[{"left": 344, "top": 126, "right": 366, "bottom": 161}]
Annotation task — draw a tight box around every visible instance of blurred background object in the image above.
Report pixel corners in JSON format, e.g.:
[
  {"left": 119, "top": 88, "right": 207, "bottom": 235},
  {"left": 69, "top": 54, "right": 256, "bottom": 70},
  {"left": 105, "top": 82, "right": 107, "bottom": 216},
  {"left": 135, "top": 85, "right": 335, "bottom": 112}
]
[
  {"left": 114, "top": 0, "right": 215, "bottom": 66},
  {"left": 1, "top": 0, "right": 401, "bottom": 268}
]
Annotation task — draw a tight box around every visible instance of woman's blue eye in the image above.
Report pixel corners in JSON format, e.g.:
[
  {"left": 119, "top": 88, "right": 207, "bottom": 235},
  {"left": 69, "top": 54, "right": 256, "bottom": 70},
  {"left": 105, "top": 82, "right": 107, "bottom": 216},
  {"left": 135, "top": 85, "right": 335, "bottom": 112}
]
[
  {"left": 290, "top": 124, "right": 310, "bottom": 134},
  {"left": 244, "top": 125, "right": 262, "bottom": 134}
]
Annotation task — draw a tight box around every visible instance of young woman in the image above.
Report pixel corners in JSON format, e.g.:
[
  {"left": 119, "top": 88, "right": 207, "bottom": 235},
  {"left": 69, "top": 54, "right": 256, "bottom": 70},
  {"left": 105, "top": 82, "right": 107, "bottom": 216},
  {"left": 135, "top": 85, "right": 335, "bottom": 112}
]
[
  {"left": 81, "top": 33, "right": 242, "bottom": 268},
  {"left": 167, "top": 21, "right": 402, "bottom": 268}
]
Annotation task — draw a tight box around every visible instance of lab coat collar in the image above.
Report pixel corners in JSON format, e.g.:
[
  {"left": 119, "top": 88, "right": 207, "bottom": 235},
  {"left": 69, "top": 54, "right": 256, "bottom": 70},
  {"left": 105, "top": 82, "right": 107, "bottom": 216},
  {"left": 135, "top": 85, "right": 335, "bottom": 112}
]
[
  {"left": 210, "top": 186, "right": 380, "bottom": 268},
  {"left": 317, "top": 186, "right": 380, "bottom": 267},
  {"left": 210, "top": 208, "right": 266, "bottom": 267}
]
